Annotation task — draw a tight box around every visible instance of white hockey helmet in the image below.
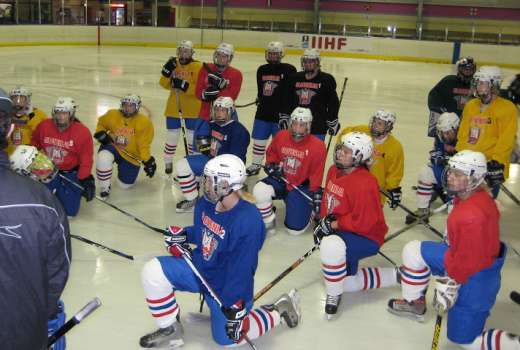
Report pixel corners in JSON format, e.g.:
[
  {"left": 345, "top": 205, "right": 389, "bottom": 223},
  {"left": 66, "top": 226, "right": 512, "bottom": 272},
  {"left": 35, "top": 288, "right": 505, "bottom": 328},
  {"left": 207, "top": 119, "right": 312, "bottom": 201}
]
[
  {"left": 213, "top": 42, "right": 234, "bottom": 70},
  {"left": 473, "top": 66, "right": 502, "bottom": 103},
  {"left": 369, "top": 109, "right": 396, "bottom": 137},
  {"left": 202, "top": 154, "right": 246, "bottom": 204},
  {"left": 289, "top": 107, "right": 313, "bottom": 141},
  {"left": 301, "top": 48, "right": 320, "bottom": 72},
  {"left": 120, "top": 93, "right": 141, "bottom": 117},
  {"left": 177, "top": 40, "right": 194, "bottom": 64},
  {"left": 443, "top": 150, "right": 487, "bottom": 196},
  {"left": 265, "top": 41, "right": 284, "bottom": 64},
  {"left": 436, "top": 112, "right": 459, "bottom": 145},
  {"left": 52, "top": 97, "right": 77, "bottom": 129},
  {"left": 10, "top": 145, "right": 57, "bottom": 183},
  {"left": 335, "top": 131, "right": 373, "bottom": 169},
  {"left": 211, "top": 96, "right": 235, "bottom": 126},
  {"left": 9, "top": 86, "right": 32, "bottom": 116}
]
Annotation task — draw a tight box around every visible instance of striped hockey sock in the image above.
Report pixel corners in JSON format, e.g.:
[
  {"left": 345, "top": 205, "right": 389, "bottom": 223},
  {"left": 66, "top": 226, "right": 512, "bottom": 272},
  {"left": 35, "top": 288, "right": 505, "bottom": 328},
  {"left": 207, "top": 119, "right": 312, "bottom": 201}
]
[
  {"left": 244, "top": 306, "right": 281, "bottom": 340},
  {"left": 177, "top": 173, "right": 198, "bottom": 201},
  {"left": 164, "top": 143, "right": 177, "bottom": 161},
  {"left": 258, "top": 203, "right": 274, "bottom": 222},
  {"left": 464, "top": 329, "right": 520, "bottom": 350},
  {"left": 416, "top": 180, "right": 434, "bottom": 209},
  {"left": 251, "top": 139, "right": 268, "bottom": 166},
  {"left": 146, "top": 292, "right": 180, "bottom": 328},
  {"left": 322, "top": 261, "right": 347, "bottom": 296},
  {"left": 96, "top": 168, "right": 112, "bottom": 192},
  {"left": 343, "top": 267, "right": 398, "bottom": 292},
  {"left": 400, "top": 265, "right": 431, "bottom": 302}
]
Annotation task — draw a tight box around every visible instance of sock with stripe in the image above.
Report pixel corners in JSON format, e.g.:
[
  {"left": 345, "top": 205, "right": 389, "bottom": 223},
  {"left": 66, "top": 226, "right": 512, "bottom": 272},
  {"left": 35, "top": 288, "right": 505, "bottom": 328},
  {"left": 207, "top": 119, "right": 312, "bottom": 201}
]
[
  {"left": 186, "top": 129, "right": 195, "bottom": 155},
  {"left": 400, "top": 240, "right": 431, "bottom": 302},
  {"left": 461, "top": 329, "right": 520, "bottom": 350},
  {"left": 164, "top": 128, "right": 180, "bottom": 163},
  {"left": 174, "top": 158, "right": 198, "bottom": 201},
  {"left": 96, "top": 149, "right": 114, "bottom": 193},
  {"left": 243, "top": 306, "right": 281, "bottom": 340},
  {"left": 343, "top": 267, "right": 398, "bottom": 292},
  {"left": 320, "top": 235, "right": 348, "bottom": 296},
  {"left": 416, "top": 165, "right": 437, "bottom": 209},
  {"left": 251, "top": 139, "right": 268, "bottom": 166}
]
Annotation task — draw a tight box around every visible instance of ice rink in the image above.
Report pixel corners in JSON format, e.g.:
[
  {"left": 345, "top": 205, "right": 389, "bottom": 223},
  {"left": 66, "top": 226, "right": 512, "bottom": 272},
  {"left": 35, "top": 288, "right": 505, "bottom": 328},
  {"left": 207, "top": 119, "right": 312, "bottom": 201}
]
[{"left": 1, "top": 45, "right": 519, "bottom": 350}]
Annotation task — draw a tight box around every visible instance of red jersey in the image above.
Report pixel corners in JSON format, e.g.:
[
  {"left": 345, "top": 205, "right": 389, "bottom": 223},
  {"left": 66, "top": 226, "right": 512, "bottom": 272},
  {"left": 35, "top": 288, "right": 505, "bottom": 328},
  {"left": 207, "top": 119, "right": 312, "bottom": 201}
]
[
  {"left": 195, "top": 63, "right": 243, "bottom": 120},
  {"left": 320, "top": 166, "right": 388, "bottom": 246},
  {"left": 31, "top": 119, "right": 94, "bottom": 180},
  {"left": 265, "top": 130, "right": 326, "bottom": 192},
  {"left": 445, "top": 189, "right": 500, "bottom": 284}
]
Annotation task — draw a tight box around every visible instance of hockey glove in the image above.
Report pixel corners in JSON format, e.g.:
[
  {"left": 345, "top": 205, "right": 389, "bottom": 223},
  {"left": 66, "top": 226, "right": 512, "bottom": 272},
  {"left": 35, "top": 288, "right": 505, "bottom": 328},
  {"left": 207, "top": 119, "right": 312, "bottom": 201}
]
[
  {"left": 387, "top": 187, "right": 402, "bottom": 209},
  {"left": 79, "top": 175, "right": 96, "bottom": 202},
  {"left": 312, "top": 187, "right": 323, "bottom": 221},
  {"left": 432, "top": 276, "right": 460, "bottom": 315},
  {"left": 222, "top": 301, "right": 250, "bottom": 342},
  {"left": 93, "top": 130, "right": 113, "bottom": 146},
  {"left": 164, "top": 225, "right": 188, "bottom": 245},
  {"left": 486, "top": 160, "right": 505, "bottom": 187},
  {"left": 171, "top": 77, "right": 189, "bottom": 92},
  {"left": 161, "top": 57, "right": 177, "bottom": 78},
  {"left": 278, "top": 113, "right": 290, "bottom": 130},
  {"left": 313, "top": 214, "right": 336, "bottom": 245},
  {"left": 429, "top": 150, "right": 449, "bottom": 168},
  {"left": 195, "top": 135, "right": 212, "bottom": 157},
  {"left": 202, "top": 86, "right": 220, "bottom": 102},
  {"left": 143, "top": 156, "right": 157, "bottom": 178},
  {"left": 208, "top": 72, "right": 228, "bottom": 90},
  {"left": 326, "top": 119, "right": 340, "bottom": 136},
  {"left": 264, "top": 163, "right": 284, "bottom": 181}
]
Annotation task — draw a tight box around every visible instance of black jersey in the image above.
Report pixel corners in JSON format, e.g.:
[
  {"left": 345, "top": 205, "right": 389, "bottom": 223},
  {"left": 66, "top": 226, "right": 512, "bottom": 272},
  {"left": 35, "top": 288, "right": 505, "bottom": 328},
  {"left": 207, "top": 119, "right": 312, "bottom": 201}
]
[
  {"left": 428, "top": 75, "right": 472, "bottom": 117},
  {"left": 254, "top": 63, "right": 297, "bottom": 122},
  {"left": 285, "top": 70, "right": 340, "bottom": 135}
]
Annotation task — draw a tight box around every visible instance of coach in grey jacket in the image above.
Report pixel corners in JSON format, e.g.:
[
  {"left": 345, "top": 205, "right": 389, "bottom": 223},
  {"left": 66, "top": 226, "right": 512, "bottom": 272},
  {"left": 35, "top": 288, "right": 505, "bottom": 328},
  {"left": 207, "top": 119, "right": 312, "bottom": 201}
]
[{"left": 0, "top": 88, "right": 71, "bottom": 350}]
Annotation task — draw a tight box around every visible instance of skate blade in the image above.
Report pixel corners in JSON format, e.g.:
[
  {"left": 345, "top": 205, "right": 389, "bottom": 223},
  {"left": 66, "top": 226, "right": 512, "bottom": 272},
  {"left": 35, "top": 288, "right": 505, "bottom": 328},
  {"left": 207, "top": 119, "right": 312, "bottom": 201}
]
[
  {"left": 288, "top": 289, "right": 302, "bottom": 326},
  {"left": 325, "top": 313, "right": 336, "bottom": 321},
  {"left": 386, "top": 306, "right": 425, "bottom": 323}
]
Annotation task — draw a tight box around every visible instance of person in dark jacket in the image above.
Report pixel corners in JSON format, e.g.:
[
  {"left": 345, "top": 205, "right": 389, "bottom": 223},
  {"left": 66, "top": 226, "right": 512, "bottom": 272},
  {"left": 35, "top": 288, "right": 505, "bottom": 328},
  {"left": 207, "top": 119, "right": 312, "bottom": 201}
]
[{"left": 0, "top": 88, "right": 71, "bottom": 350}]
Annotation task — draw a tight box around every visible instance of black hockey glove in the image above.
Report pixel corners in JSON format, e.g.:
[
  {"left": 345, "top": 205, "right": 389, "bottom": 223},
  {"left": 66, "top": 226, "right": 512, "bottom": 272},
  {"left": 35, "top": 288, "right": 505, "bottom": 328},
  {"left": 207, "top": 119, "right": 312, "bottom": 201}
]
[
  {"left": 313, "top": 214, "right": 336, "bottom": 245},
  {"left": 486, "top": 160, "right": 505, "bottom": 187},
  {"left": 222, "top": 301, "right": 249, "bottom": 342},
  {"left": 93, "top": 130, "right": 113, "bottom": 146},
  {"left": 164, "top": 225, "right": 188, "bottom": 245},
  {"left": 326, "top": 119, "right": 340, "bottom": 136},
  {"left": 429, "top": 150, "right": 449, "bottom": 167},
  {"left": 278, "top": 113, "right": 290, "bottom": 130},
  {"left": 208, "top": 72, "right": 228, "bottom": 90},
  {"left": 195, "top": 135, "right": 212, "bottom": 157},
  {"left": 264, "top": 163, "right": 283, "bottom": 181},
  {"left": 202, "top": 86, "right": 220, "bottom": 102},
  {"left": 161, "top": 57, "right": 177, "bottom": 78},
  {"left": 171, "top": 77, "right": 189, "bottom": 92},
  {"left": 143, "top": 156, "right": 157, "bottom": 178},
  {"left": 79, "top": 175, "right": 95, "bottom": 202},
  {"left": 387, "top": 187, "right": 402, "bottom": 209},
  {"left": 313, "top": 187, "right": 323, "bottom": 221}
]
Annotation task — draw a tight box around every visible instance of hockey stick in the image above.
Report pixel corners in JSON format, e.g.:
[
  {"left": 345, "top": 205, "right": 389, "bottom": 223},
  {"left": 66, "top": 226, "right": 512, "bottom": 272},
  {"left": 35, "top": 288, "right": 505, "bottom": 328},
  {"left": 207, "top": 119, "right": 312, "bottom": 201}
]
[
  {"left": 272, "top": 172, "right": 314, "bottom": 203},
  {"left": 180, "top": 252, "right": 258, "bottom": 350},
  {"left": 430, "top": 315, "right": 443, "bottom": 350},
  {"left": 58, "top": 174, "right": 164, "bottom": 234},
  {"left": 175, "top": 88, "right": 190, "bottom": 155},
  {"left": 326, "top": 77, "right": 349, "bottom": 154},
  {"left": 236, "top": 100, "right": 258, "bottom": 108},
  {"left": 48, "top": 297, "right": 102, "bottom": 347},
  {"left": 380, "top": 189, "right": 444, "bottom": 239},
  {"left": 71, "top": 234, "right": 134, "bottom": 260},
  {"left": 500, "top": 184, "right": 520, "bottom": 206},
  {"left": 112, "top": 143, "right": 143, "bottom": 165},
  {"left": 377, "top": 250, "right": 397, "bottom": 268}
]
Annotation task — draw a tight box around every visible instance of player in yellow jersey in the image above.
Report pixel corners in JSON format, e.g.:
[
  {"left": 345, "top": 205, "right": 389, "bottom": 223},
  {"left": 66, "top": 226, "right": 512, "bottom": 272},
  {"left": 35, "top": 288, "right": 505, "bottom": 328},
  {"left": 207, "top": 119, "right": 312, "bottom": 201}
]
[
  {"left": 94, "top": 94, "right": 155, "bottom": 199},
  {"left": 6, "top": 86, "right": 48, "bottom": 155},
  {"left": 456, "top": 66, "right": 518, "bottom": 198},
  {"left": 336, "top": 109, "right": 404, "bottom": 208},
  {"left": 159, "top": 40, "right": 203, "bottom": 174}
]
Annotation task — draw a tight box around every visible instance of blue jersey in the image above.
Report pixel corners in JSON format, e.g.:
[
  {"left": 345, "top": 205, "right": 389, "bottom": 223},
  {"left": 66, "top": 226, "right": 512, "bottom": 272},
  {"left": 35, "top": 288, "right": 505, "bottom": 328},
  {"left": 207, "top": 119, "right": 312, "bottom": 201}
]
[
  {"left": 194, "top": 119, "right": 250, "bottom": 162},
  {"left": 185, "top": 197, "right": 266, "bottom": 307}
]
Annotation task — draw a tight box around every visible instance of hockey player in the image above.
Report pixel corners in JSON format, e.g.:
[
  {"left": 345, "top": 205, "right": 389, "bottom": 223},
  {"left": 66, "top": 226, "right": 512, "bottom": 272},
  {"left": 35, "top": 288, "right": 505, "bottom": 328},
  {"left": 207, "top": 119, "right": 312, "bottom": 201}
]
[
  {"left": 174, "top": 96, "right": 250, "bottom": 212},
  {"left": 314, "top": 132, "right": 395, "bottom": 319},
  {"left": 160, "top": 40, "right": 203, "bottom": 173},
  {"left": 1, "top": 89, "right": 70, "bottom": 350},
  {"left": 139, "top": 154, "right": 300, "bottom": 348},
  {"left": 195, "top": 43, "right": 243, "bottom": 121},
  {"left": 252, "top": 107, "right": 326, "bottom": 235},
  {"left": 456, "top": 66, "right": 518, "bottom": 197},
  {"left": 246, "top": 41, "right": 297, "bottom": 176},
  {"left": 388, "top": 150, "right": 520, "bottom": 350},
  {"left": 336, "top": 109, "right": 404, "bottom": 209},
  {"left": 6, "top": 86, "right": 48, "bottom": 155},
  {"left": 405, "top": 112, "right": 459, "bottom": 224},
  {"left": 31, "top": 97, "right": 95, "bottom": 217},
  {"left": 501, "top": 73, "right": 520, "bottom": 105},
  {"left": 427, "top": 56, "right": 476, "bottom": 137},
  {"left": 283, "top": 49, "right": 340, "bottom": 140},
  {"left": 93, "top": 94, "right": 156, "bottom": 199}
]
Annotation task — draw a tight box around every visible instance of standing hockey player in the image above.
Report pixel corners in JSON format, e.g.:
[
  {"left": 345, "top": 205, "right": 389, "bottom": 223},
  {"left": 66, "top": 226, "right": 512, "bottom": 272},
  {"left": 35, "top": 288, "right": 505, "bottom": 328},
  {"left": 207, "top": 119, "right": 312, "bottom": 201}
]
[
  {"left": 31, "top": 97, "right": 95, "bottom": 217},
  {"left": 0, "top": 88, "right": 71, "bottom": 350},
  {"left": 427, "top": 56, "right": 476, "bottom": 137},
  {"left": 284, "top": 49, "right": 340, "bottom": 140},
  {"left": 174, "top": 97, "right": 249, "bottom": 212},
  {"left": 6, "top": 86, "right": 48, "bottom": 155},
  {"left": 252, "top": 107, "right": 326, "bottom": 235},
  {"left": 160, "top": 40, "right": 203, "bottom": 173},
  {"left": 388, "top": 150, "right": 520, "bottom": 350},
  {"left": 195, "top": 43, "right": 243, "bottom": 121},
  {"left": 456, "top": 66, "right": 518, "bottom": 197},
  {"left": 336, "top": 109, "right": 404, "bottom": 209},
  {"left": 246, "top": 41, "right": 297, "bottom": 176},
  {"left": 405, "top": 112, "right": 459, "bottom": 224},
  {"left": 314, "top": 132, "right": 395, "bottom": 319},
  {"left": 139, "top": 154, "right": 300, "bottom": 348},
  {"left": 94, "top": 94, "right": 155, "bottom": 199}
]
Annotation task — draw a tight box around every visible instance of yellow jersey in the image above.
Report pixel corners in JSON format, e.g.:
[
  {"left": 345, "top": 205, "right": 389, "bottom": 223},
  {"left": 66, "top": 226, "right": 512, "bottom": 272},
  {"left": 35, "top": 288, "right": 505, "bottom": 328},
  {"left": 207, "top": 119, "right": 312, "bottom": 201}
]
[
  {"left": 6, "top": 107, "right": 48, "bottom": 155},
  {"left": 457, "top": 96, "right": 518, "bottom": 178},
  {"left": 159, "top": 59, "right": 203, "bottom": 119},
  {"left": 95, "top": 109, "right": 154, "bottom": 166}
]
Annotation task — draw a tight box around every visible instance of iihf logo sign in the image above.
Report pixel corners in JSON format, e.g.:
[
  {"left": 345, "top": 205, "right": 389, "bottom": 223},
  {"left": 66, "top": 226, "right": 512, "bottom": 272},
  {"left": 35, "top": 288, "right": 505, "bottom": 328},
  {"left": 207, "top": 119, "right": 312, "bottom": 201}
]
[{"left": 301, "top": 35, "right": 347, "bottom": 51}]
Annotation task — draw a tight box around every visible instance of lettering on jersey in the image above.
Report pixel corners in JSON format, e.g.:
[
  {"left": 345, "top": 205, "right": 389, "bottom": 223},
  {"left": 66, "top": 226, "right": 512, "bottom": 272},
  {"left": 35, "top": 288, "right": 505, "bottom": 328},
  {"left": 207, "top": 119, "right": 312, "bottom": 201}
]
[
  {"left": 469, "top": 115, "right": 492, "bottom": 125},
  {"left": 173, "top": 69, "right": 193, "bottom": 81},
  {"left": 43, "top": 137, "right": 74, "bottom": 149},
  {"left": 210, "top": 130, "right": 226, "bottom": 157},
  {"left": 262, "top": 75, "right": 281, "bottom": 82},
  {"left": 114, "top": 127, "right": 135, "bottom": 147},
  {"left": 202, "top": 229, "right": 219, "bottom": 261},
  {"left": 262, "top": 81, "right": 279, "bottom": 97},
  {"left": 295, "top": 82, "right": 321, "bottom": 89},
  {"left": 325, "top": 180, "right": 343, "bottom": 215},
  {"left": 296, "top": 88, "right": 317, "bottom": 106},
  {"left": 326, "top": 180, "right": 344, "bottom": 198},
  {"left": 202, "top": 212, "right": 226, "bottom": 238}
]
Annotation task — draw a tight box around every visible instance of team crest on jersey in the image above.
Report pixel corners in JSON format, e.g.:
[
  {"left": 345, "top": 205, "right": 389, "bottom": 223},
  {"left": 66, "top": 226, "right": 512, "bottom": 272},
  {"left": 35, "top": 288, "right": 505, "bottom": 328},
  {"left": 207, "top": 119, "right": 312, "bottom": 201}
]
[
  {"left": 11, "top": 129, "right": 23, "bottom": 145},
  {"left": 46, "top": 146, "right": 68, "bottom": 164},
  {"left": 296, "top": 88, "right": 316, "bottom": 106},
  {"left": 202, "top": 212, "right": 226, "bottom": 238},
  {"left": 325, "top": 192, "right": 339, "bottom": 215},
  {"left": 283, "top": 156, "right": 302, "bottom": 175},
  {"left": 201, "top": 229, "right": 219, "bottom": 261},
  {"left": 262, "top": 81, "right": 278, "bottom": 97}
]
